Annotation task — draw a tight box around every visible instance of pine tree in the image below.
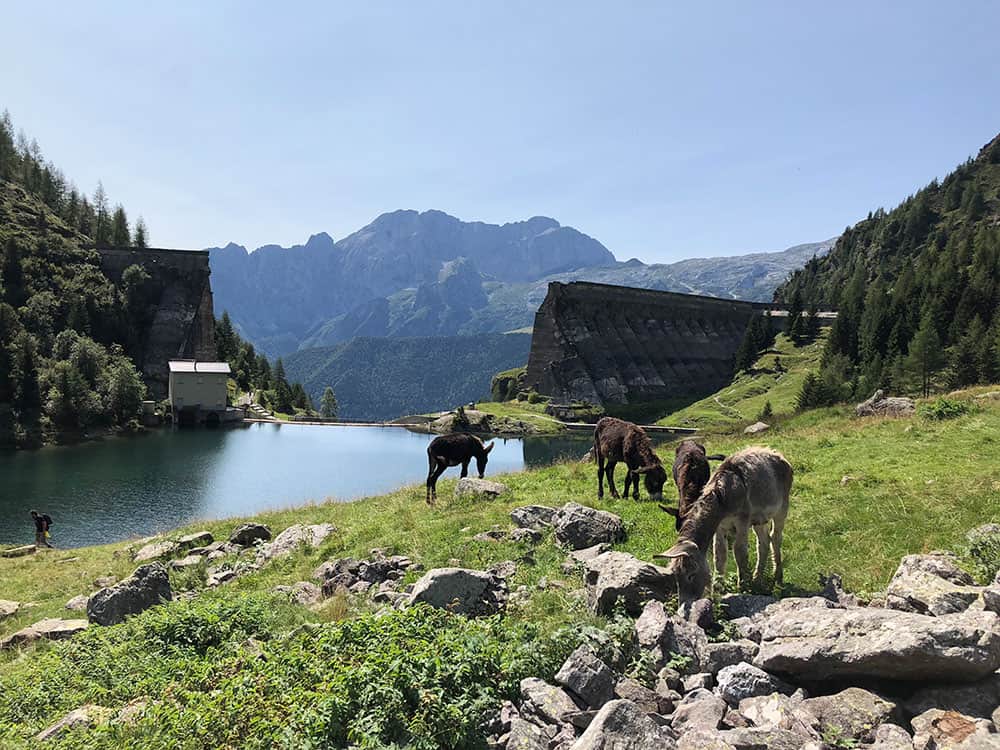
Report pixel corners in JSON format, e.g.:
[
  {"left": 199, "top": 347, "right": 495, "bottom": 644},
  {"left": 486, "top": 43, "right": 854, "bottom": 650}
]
[
  {"left": 805, "top": 303, "right": 821, "bottom": 340},
  {"left": 320, "top": 386, "right": 338, "bottom": 419},
  {"left": 273, "top": 358, "right": 293, "bottom": 413},
  {"left": 906, "top": 312, "right": 944, "bottom": 397},
  {"left": 1, "top": 238, "right": 26, "bottom": 308},
  {"left": 796, "top": 372, "right": 821, "bottom": 411},
  {"left": 111, "top": 205, "right": 130, "bottom": 246},
  {"left": 133, "top": 217, "right": 148, "bottom": 248},
  {"left": 12, "top": 332, "right": 41, "bottom": 418},
  {"left": 93, "top": 182, "right": 111, "bottom": 246},
  {"left": 785, "top": 289, "right": 805, "bottom": 342},
  {"left": 215, "top": 312, "right": 237, "bottom": 363}
]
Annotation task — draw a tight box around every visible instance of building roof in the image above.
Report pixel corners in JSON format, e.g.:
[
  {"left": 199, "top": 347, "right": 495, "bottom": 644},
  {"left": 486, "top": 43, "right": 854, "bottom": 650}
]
[{"left": 168, "top": 360, "right": 232, "bottom": 374}]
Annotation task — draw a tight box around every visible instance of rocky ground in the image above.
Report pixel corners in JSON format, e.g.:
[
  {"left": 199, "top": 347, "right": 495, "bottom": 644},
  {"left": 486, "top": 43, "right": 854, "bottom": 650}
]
[{"left": 5, "top": 476, "right": 1000, "bottom": 748}]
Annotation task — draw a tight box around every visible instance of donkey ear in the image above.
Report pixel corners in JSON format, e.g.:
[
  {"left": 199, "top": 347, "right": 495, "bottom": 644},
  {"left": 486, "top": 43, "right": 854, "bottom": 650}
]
[
  {"left": 484, "top": 441, "right": 494, "bottom": 454},
  {"left": 653, "top": 540, "right": 698, "bottom": 559},
  {"left": 658, "top": 504, "right": 680, "bottom": 518}
]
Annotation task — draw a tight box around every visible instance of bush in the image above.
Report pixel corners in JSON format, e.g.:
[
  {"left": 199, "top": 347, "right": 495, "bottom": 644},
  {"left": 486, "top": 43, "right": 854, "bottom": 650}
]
[
  {"left": 757, "top": 400, "right": 773, "bottom": 421},
  {"left": 963, "top": 526, "right": 1000, "bottom": 583},
  {"left": 918, "top": 397, "right": 973, "bottom": 420}
]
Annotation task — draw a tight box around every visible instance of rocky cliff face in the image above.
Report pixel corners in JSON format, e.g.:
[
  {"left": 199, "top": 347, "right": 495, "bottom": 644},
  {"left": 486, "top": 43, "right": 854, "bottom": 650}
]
[
  {"left": 96, "top": 248, "right": 216, "bottom": 399},
  {"left": 525, "top": 282, "right": 774, "bottom": 405}
]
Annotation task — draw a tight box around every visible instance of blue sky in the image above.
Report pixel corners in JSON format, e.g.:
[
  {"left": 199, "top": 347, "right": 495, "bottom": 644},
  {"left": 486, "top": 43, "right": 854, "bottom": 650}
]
[{"left": 2, "top": 2, "right": 997, "bottom": 262}]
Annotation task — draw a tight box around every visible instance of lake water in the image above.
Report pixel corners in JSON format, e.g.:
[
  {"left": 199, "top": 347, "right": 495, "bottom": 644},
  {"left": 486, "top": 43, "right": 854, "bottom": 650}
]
[{"left": 0, "top": 424, "right": 602, "bottom": 549}]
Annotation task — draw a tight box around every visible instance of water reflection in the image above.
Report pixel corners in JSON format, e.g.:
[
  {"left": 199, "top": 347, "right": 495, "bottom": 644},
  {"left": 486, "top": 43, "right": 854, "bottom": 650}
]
[{"left": 0, "top": 424, "right": 609, "bottom": 548}]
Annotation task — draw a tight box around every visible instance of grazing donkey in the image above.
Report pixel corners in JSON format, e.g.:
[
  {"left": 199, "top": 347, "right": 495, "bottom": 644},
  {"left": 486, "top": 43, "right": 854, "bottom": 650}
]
[
  {"left": 425, "top": 433, "right": 494, "bottom": 504},
  {"left": 593, "top": 417, "right": 668, "bottom": 502},
  {"left": 660, "top": 440, "right": 725, "bottom": 531},
  {"left": 655, "top": 447, "right": 792, "bottom": 604}
]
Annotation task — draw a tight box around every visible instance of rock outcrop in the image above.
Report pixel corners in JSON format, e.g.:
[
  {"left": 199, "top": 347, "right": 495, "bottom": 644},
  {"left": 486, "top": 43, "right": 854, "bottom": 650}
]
[
  {"left": 407, "top": 567, "right": 507, "bottom": 617},
  {"left": 87, "top": 563, "right": 173, "bottom": 626},
  {"left": 1, "top": 618, "right": 88, "bottom": 649},
  {"left": 855, "top": 389, "right": 916, "bottom": 418}
]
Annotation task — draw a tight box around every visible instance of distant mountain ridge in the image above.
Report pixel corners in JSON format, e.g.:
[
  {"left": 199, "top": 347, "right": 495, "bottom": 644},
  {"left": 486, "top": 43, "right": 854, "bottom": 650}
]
[{"left": 208, "top": 209, "right": 833, "bottom": 356}]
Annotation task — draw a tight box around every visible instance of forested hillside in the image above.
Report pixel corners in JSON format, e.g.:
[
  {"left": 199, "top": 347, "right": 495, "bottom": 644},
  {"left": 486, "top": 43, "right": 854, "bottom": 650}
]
[
  {"left": 284, "top": 333, "right": 531, "bottom": 420},
  {"left": 0, "top": 111, "right": 150, "bottom": 446},
  {"left": 778, "top": 132, "right": 1000, "bottom": 403}
]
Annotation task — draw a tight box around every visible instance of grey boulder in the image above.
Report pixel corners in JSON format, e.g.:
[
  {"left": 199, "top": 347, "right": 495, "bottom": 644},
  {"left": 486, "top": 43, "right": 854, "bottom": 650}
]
[
  {"left": 555, "top": 645, "right": 616, "bottom": 709},
  {"left": 715, "top": 662, "right": 793, "bottom": 706},
  {"left": 554, "top": 503, "right": 626, "bottom": 550},
  {"left": 511, "top": 505, "right": 557, "bottom": 530},
  {"left": 454, "top": 477, "right": 508, "bottom": 500},
  {"left": 520, "top": 677, "right": 580, "bottom": 725},
  {"left": 911, "top": 708, "right": 1000, "bottom": 749},
  {"left": 796, "top": 687, "right": 898, "bottom": 743},
  {"left": 886, "top": 552, "right": 981, "bottom": 616},
  {"left": 0, "top": 618, "right": 88, "bottom": 649},
  {"left": 406, "top": 567, "right": 506, "bottom": 617},
  {"left": 259, "top": 523, "right": 336, "bottom": 561},
  {"left": 87, "top": 563, "right": 172, "bottom": 626},
  {"left": 754, "top": 606, "right": 1000, "bottom": 681},
  {"left": 570, "top": 699, "right": 677, "bottom": 750},
  {"left": 672, "top": 689, "right": 727, "bottom": 732},
  {"left": 229, "top": 523, "right": 272, "bottom": 546},
  {"left": 634, "top": 600, "right": 707, "bottom": 670},
  {"left": 133, "top": 539, "right": 180, "bottom": 562},
  {"left": 585, "top": 552, "right": 674, "bottom": 616}
]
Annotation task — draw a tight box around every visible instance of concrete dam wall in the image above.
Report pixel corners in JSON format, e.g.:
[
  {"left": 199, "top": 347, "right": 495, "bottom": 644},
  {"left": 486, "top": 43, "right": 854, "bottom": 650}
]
[
  {"left": 95, "top": 247, "right": 217, "bottom": 400},
  {"left": 524, "top": 282, "right": 780, "bottom": 405}
]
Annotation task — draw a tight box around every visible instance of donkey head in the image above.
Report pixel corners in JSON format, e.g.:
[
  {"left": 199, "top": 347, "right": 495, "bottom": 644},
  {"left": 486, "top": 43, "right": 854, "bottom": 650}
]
[
  {"left": 655, "top": 539, "right": 710, "bottom": 604},
  {"left": 476, "top": 440, "right": 495, "bottom": 477},
  {"left": 633, "top": 463, "right": 667, "bottom": 501}
]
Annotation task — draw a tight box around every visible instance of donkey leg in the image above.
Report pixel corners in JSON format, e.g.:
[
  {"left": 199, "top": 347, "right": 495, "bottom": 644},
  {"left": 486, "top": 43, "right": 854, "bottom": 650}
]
[
  {"left": 752, "top": 523, "right": 770, "bottom": 583},
  {"left": 428, "top": 460, "right": 447, "bottom": 504},
  {"left": 713, "top": 530, "right": 728, "bottom": 581},
  {"left": 460, "top": 460, "right": 469, "bottom": 478},
  {"left": 606, "top": 461, "right": 620, "bottom": 499},
  {"left": 597, "top": 455, "right": 605, "bottom": 498},
  {"left": 770, "top": 516, "right": 786, "bottom": 585},
  {"left": 733, "top": 526, "right": 751, "bottom": 590}
]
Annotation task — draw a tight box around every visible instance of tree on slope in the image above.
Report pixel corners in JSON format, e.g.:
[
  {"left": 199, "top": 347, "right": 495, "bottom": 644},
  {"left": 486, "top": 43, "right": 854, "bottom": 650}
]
[
  {"left": 320, "top": 386, "right": 338, "bottom": 419},
  {"left": 905, "top": 312, "right": 944, "bottom": 398}
]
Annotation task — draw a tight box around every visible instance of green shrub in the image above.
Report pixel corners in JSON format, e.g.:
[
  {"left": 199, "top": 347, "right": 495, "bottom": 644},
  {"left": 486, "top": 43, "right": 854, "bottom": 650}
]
[{"left": 918, "top": 397, "right": 973, "bottom": 420}]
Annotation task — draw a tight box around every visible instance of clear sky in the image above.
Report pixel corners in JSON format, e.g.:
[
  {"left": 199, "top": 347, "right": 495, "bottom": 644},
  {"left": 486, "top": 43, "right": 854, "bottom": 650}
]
[{"left": 2, "top": 2, "right": 998, "bottom": 262}]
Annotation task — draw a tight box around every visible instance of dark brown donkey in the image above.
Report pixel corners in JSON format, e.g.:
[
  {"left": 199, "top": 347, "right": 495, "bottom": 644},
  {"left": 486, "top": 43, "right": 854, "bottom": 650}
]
[
  {"left": 425, "top": 433, "right": 495, "bottom": 504},
  {"left": 594, "top": 416, "right": 668, "bottom": 501},
  {"left": 660, "top": 440, "right": 725, "bottom": 530}
]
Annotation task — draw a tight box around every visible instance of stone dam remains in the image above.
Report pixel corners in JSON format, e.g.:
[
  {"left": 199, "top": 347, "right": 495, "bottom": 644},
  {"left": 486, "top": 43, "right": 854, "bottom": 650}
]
[
  {"left": 95, "top": 247, "right": 217, "bottom": 400},
  {"left": 524, "top": 281, "right": 785, "bottom": 406}
]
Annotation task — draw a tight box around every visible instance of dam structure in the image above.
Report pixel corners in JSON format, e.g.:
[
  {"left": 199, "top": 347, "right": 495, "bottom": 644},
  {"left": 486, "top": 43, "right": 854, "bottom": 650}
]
[
  {"left": 524, "top": 281, "right": 781, "bottom": 406},
  {"left": 95, "top": 247, "right": 217, "bottom": 400}
]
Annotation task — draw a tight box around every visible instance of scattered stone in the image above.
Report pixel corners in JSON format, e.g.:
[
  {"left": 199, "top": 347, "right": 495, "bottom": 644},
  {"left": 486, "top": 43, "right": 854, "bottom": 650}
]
[
  {"left": 681, "top": 597, "right": 716, "bottom": 631},
  {"left": 676, "top": 729, "right": 736, "bottom": 750},
  {"left": 886, "top": 553, "right": 980, "bottom": 615},
  {"left": 519, "top": 677, "right": 580, "bottom": 725},
  {"left": 701, "top": 640, "right": 759, "bottom": 676},
  {"left": 229, "top": 523, "right": 272, "bottom": 546},
  {"left": 754, "top": 606, "right": 1000, "bottom": 681},
  {"left": 0, "top": 544, "right": 36, "bottom": 558},
  {"left": 455, "top": 477, "right": 509, "bottom": 500},
  {"left": 177, "top": 531, "right": 213, "bottom": 550},
  {"left": 635, "top": 600, "right": 707, "bottom": 671},
  {"left": 87, "top": 563, "right": 173, "bottom": 626},
  {"left": 93, "top": 576, "right": 117, "bottom": 588},
  {"left": 743, "top": 421, "right": 769, "bottom": 435},
  {"left": 170, "top": 555, "right": 204, "bottom": 570},
  {"left": 407, "top": 567, "right": 506, "bottom": 617},
  {"left": 553, "top": 503, "right": 626, "bottom": 550},
  {"left": 585, "top": 552, "right": 674, "bottom": 616},
  {"left": 554, "top": 645, "right": 615, "bottom": 709},
  {"left": 719, "top": 594, "right": 777, "bottom": 620},
  {"left": 0, "top": 618, "right": 88, "bottom": 649},
  {"left": 903, "top": 674, "right": 1000, "bottom": 719},
  {"left": 509, "top": 527, "right": 543, "bottom": 544},
  {"left": 867, "top": 723, "right": 915, "bottom": 750},
  {"left": 113, "top": 698, "right": 150, "bottom": 727},
  {"left": 796, "top": 687, "right": 898, "bottom": 743},
  {"left": 474, "top": 526, "right": 508, "bottom": 542},
  {"left": 506, "top": 716, "right": 549, "bottom": 750},
  {"left": 855, "top": 389, "right": 915, "bottom": 417},
  {"left": 133, "top": 540, "right": 180, "bottom": 562},
  {"left": 716, "top": 662, "right": 794, "bottom": 706},
  {"left": 737, "top": 693, "right": 814, "bottom": 737},
  {"left": 207, "top": 568, "right": 239, "bottom": 587},
  {"left": 984, "top": 586, "right": 1000, "bottom": 615},
  {"left": 35, "top": 705, "right": 113, "bottom": 742},
  {"left": 259, "top": 523, "right": 335, "bottom": 560},
  {"left": 65, "top": 595, "right": 88, "bottom": 612},
  {"left": 614, "top": 677, "right": 666, "bottom": 713},
  {"left": 488, "top": 560, "right": 518, "bottom": 579},
  {"left": 511, "top": 505, "right": 557, "bottom": 530},
  {"left": 572, "top": 699, "right": 677, "bottom": 750},
  {"left": 272, "top": 581, "right": 322, "bottom": 606},
  {"left": 672, "top": 689, "right": 727, "bottom": 732},
  {"left": 911, "top": 708, "right": 1000, "bottom": 750},
  {"left": 716, "top": 727, "right": 809, "bottom": 750},
  {"left": 0, "top": 599, "right": 19, "bottom": 620},
  {"left": 683, "top": 673, "right": 713, "bottom": 692}
]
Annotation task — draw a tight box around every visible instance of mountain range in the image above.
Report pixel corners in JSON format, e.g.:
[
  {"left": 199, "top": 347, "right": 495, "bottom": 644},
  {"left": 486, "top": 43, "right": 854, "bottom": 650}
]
[{"left": 208, "top": 212, "right": 834, "bottom": 357}]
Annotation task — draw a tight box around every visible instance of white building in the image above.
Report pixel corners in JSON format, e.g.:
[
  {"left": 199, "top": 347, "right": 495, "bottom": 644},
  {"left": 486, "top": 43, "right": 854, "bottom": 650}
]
[{"left": 167, "top": 360, "right": 231, "bottom": 424}]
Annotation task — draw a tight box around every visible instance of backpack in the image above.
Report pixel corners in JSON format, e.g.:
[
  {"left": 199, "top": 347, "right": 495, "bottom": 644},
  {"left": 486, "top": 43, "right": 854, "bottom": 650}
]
[{"left": 42, "top": 513, "right": 52, "bottom": 527}]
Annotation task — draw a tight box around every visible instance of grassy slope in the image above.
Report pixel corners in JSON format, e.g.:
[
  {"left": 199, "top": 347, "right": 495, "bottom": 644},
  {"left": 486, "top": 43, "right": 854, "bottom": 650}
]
[
  {"left": 472, "top": 400, "right": 567, "bottom": 434},
  {"left": 658, "top": 332, "right": 825, "bottom": 430},
  {"left": 3, "top": 384, "right": 1000, "bottom": 745}
]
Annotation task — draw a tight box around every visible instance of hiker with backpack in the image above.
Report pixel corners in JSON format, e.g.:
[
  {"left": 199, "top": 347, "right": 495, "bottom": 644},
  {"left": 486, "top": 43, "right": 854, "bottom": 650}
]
[{"left": 30, "top": 510, "right": 53, "bottom": 548}]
